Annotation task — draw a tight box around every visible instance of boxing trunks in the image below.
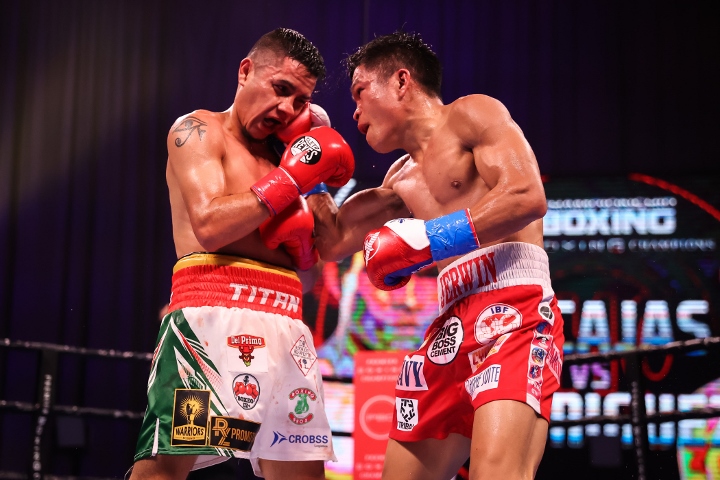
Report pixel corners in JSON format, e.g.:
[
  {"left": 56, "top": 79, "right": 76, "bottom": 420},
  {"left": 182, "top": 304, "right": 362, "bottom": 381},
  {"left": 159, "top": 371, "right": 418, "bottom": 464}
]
[
  {"left": 390, "top": 242, "right": 564, "bottom": 441},
  {"left": 134, "top": 253, "right": 336, "bottom": 476}
]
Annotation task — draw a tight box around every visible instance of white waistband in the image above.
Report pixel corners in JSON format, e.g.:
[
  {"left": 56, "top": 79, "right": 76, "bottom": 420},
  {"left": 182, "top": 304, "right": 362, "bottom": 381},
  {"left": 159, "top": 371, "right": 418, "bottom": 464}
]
[{"left": 437, "top": 242, "right": 553, "bottom": 314}]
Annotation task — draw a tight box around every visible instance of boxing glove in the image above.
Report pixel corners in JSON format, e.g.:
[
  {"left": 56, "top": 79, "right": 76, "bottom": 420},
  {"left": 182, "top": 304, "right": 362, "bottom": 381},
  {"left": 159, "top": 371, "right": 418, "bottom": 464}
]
[
  {"left": 252, "top": 126, "right": 355, "bottom": 216},
  {"left": 364, "top": 209, "right": 480, "bottom": 291},
  {"left": 259, "top": 196, "right": 319, "bottom": 271},
  {"left": 275, "top": 103, "right": 331, "bottom": 144}
]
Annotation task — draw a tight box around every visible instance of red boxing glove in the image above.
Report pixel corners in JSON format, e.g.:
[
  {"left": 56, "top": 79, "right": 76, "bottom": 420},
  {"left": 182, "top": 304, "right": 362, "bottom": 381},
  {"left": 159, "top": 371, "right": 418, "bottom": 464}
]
[
  {"left": 275, "top": 103, "right": 332, "bottom": 144},
  {"left": 363, "top": 219, "right": 434, "bottom": 291},
  {"left": 252, "top": 126, "right": 354, "bottom": 216},
  {"left": 259, "top": 196, "right": 319, "bottom": 271}
]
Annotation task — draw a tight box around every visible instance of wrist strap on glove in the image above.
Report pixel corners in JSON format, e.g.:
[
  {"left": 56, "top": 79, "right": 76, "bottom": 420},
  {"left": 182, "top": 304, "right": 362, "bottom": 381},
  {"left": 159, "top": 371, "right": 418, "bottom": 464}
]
[{"left": 425, "top": 209, "right": 480, "bottom": 261}]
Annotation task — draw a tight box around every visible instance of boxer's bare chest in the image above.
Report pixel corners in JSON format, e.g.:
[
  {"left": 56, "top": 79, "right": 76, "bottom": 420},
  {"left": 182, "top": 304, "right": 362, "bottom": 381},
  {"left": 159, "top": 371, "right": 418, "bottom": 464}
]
[
  {"left": 222, "top": 136, "right": 278, "bottom": 192},
  {"left": 391, "top": 126, "right": 488, "bottom": 220}
]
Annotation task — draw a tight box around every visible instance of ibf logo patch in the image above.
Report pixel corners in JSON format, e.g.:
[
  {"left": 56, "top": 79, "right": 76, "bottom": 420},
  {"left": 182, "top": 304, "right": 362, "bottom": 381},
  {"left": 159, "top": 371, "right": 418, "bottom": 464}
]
[
  {"left": 396, "top": 355, "right": 428, "bottom": 391},
  {"left": 474, "top": 304, "right": 522, "bottom": 345},
  {"left": 465, "top": 365, "right": 501, "bottom": 401},
  {"left": 209, "top": 416, "right": 261, "bottom": 451},
  {"left": 232, "top": 373, "right": 260, "bottom": 410},
  {"left": 290, "top": 335, "right": 317, "bottom": 376},
  {"left": 290, "top": 135, "right": 322, "bottom": 164},
  {"left": 395, "top": 398, "right": 418, "bottom": 431},
  {"left": 227, "top": 334, "right": 266, "bottom": 369},
  {"left": 427, "top": 316, "right": 463, "bottom": 365},
  {"left": 288, "top": 387, "right": 317, "bottom": 425},
  {"left": 171, "top": 389, "right": 210, "bottom": 446}
]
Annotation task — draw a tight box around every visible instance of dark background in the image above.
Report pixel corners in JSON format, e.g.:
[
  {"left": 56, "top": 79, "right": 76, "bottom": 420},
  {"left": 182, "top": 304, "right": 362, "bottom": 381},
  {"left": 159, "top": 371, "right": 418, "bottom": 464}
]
[{"left": 1, "top": 0, "right": 719, "bottom": 478}]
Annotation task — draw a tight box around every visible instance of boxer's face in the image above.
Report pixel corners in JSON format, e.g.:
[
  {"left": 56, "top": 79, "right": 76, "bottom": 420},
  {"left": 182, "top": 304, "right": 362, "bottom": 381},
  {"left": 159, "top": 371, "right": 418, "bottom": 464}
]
[
  {"left": 238, "top": 55, "right": 316, "bottom": 140},
  {"left": 351, "top": 65, "right": 403, "bottom": 153}
]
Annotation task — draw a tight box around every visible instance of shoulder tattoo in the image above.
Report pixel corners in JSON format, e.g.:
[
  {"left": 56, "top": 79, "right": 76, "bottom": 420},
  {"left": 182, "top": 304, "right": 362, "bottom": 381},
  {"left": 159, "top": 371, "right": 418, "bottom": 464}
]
[{"left": 172, "top": 116, "right": 207, "bottom": 147}]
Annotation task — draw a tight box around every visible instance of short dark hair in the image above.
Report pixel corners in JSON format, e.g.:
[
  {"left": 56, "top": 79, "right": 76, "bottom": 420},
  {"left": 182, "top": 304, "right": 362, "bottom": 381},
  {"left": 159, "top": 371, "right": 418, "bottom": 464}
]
[
  {"left": 249, "top": 28, "right": 326, "bottom": 81},
  {"left": 346, "top": 31, "right": 442, "bottom": 98}
]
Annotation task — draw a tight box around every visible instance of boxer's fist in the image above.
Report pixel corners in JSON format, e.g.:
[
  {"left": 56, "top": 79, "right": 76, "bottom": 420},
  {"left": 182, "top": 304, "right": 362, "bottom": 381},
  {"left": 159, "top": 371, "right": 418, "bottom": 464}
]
[
  {"left": 275, "top": 103, "right": 331, "bottom": 144},
  {"left": 363, "top": 219, "right": 434, "bottom": 291},
  {"left": 259, "top": 196, "right": 319, "bottom": 271},
  {"left": 252, "top": 126, "right": 354, "bottom": 215}
]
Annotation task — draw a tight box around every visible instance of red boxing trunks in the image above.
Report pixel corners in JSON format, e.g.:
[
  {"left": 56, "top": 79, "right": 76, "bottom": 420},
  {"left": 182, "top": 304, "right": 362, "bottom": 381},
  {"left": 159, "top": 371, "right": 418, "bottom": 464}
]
[{"left": 390, "top": 242, "right": 565, "bottom": 442}]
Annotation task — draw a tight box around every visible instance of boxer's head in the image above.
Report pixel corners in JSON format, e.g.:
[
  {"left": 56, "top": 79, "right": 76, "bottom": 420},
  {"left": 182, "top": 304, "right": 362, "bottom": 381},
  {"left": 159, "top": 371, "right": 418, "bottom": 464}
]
[
  {"left": 347, "top": 31, "right": 442, "bottom": 152},
  {"left": 347, "top": 31, "right": 442, "bottom": 99},
  {"left": 236, "top": 28, "right": 326, "bottom": 140}
]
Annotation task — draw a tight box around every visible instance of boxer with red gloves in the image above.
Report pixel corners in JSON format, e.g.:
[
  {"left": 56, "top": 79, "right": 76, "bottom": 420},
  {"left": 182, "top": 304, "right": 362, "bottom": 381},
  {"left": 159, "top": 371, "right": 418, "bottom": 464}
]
[
  {"left": 133, "top": 29, "right": 339, "bottom": 480},
  {"left": 252, "top": 125, "right": 354, "bottom": 216},
  {"left": 260, "top": 196, "right": 318, "bottom": 271},
  {"left": 307, "top": 31, "right": 563, "bottom": 480},
  {"left": 364, "top": 210, "right": 479, "bottom": 290}
]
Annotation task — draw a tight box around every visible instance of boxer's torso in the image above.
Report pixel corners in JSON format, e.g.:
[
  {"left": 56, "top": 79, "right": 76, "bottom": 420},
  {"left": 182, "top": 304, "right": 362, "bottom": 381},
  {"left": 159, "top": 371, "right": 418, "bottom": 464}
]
[
  {"left": 387, "top": 99, "right": 544, "bottom": 271},
  {"left": 167, "top": 109, "right": 295, "bottom": 268}
]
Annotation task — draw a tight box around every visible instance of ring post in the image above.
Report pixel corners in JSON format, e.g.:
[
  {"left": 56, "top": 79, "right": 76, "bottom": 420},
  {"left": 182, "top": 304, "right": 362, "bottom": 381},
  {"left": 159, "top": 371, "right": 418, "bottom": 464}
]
[
  {"left": 30, "top": 349, "right": 58, "bottom": 480},
  {"left": 626, "top": 352, "right": 648, "bottom": 480}
]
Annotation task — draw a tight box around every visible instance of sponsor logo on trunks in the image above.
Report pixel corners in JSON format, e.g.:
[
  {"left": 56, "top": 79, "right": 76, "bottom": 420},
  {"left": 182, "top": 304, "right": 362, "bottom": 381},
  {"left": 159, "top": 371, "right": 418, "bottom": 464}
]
[
  {"left": 395, "top": 398, "right": 418, "bottom": 431},
  {"left": 227, "top": 335, "right": 266, "bottom": 367},
  {"left": 438, "top": 252, "right": 498, "bottom": 312},
  {"left": 465, "top": 365, "right": 501, "bottom": 401},
  {"left": 532, "top": 323, "right": 552, "bottom": 348},
  {"left": 232, "top": 373, "right": 260, "bottom": 410},
  {"left": 538, "top": 302, "right": 555, "bottom": 323},
  {"left": 209, "top": 416, "right": 261, "bottom": 451},
  {"left": 364, "top": 231, "right": 380, "bottom": 264},
  {"left": 171, "top": 389, "right": 210, "bottom": 446},
  {"left": 546, "top": 343, "right": 563, "bottom": 383},
  {"left": 228, "top": 283, "right": 300, "bottom": 313},
  {"left": 468, "top": 333, "right": 511, "bottom": 373},
  {"left": 428, "top": 317, "right": 463, "bottom": 365},
  {"left": 290, "top": 135, "right": 322, "bottom": 165},
  {"left": 396, "top": 355, "right": 428, "bottom": 391},
  {"left": 290, "top": 335, "right": 317, "bottom": 376},
  {"left": 270, "top": 430, "right": 330, "bottom": 447},
  {"left": 531, "top": 347, "right": 547, "bottom": 365},
  {"left": 474, "top": 304, "right": 522, "bottom": 345},
  {"left": 288, "top": 387, "right": 317, "bottom": 424},
  {"left": 528, "top": 364, "right": 543, "bottom": 379},
  {"left": 527, "top": 378, "right": 542, "bottom": 404}
]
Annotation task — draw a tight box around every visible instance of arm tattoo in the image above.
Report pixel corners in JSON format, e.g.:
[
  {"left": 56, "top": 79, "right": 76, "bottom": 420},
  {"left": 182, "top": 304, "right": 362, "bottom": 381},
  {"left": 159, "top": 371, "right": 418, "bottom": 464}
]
[{"left": 173, "top": 116, "right": 207, "bottom": 147}]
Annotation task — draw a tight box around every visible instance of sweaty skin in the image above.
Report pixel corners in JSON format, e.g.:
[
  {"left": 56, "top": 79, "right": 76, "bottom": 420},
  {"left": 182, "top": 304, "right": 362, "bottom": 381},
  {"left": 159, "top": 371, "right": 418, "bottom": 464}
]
[
  {"left": 167, "top": 54, "right": 317, "bottom": 273},
  {"left": 311, "top": 65, "right": 546, "bottom": 273},
  {"left": 308, "top": 64, "right": 550, "bottom": 480},
  {"left": 131, "top": 54, "right": 325, "bottom": 480}
]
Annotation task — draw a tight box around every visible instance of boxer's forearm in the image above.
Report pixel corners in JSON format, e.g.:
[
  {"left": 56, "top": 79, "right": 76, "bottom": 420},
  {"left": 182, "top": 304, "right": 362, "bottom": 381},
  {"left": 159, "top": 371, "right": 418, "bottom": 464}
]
[{"left": 308, "top": 188, "right": 409, "bottom": 262}]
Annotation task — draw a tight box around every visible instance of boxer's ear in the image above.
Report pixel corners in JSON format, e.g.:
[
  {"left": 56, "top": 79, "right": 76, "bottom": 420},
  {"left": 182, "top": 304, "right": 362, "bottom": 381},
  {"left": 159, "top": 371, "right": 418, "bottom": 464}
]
[{"left": 238, "top": 58, "right": 252, "bottom": 85}]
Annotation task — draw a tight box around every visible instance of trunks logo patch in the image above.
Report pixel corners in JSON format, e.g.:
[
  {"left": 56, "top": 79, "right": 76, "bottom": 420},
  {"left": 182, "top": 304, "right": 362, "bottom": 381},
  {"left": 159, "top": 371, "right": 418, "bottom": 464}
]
[
  {"left": 538, "top": 302, "right": 555, "bottom": 323},
  {"left": 288, "top": 387, "right": 317, "bottom": 425},
  {"left": 227, "top": 333, "right": 268, "bottom": 373},
  {"left": 475, "top": 303, "right": 522, "bottom": 345},
  {"left": 395, "top": 398, "right": 418, "bottom": 431},
  {"left": 270, "top": 430, "right": 330, "bottom": 447},
  {"left": 465, "top": 365, "right": 501, "bottom": 400},
  {"left": 428, "top": 316, "right": 463, "bottom": 365},
  {"left": 547, "top": 343, "right": 563, "bottom": 383},
  {"left": 227, "top": 335, "right": 266, "bottom": 367},
  {"left": 468, "top": 333, "right": 511, "bottom": 374},
  {"left": 209, "top": 416, "right": 261, "bottom": 451},
  {"left": 396, "top": 355, "right": 428, "bottom": 391},
  {"left": 290, "top": 335, "right": 317, "bottom": 376},
  {"left": 171, "top": 389, "right": 210, "bottom": 446},
  {"left": 232, "top": 373, "right": 260, "bottom": 410}
]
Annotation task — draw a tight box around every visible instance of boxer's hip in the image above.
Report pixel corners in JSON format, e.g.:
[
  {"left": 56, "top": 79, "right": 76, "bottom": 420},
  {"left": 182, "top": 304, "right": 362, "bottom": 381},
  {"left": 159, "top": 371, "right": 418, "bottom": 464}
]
[
  {"left": 436, "top": 242, "right": 553, "bottom": 314},
  {"left": 168, "top": 252, "right": 303, "bottom": 321}
]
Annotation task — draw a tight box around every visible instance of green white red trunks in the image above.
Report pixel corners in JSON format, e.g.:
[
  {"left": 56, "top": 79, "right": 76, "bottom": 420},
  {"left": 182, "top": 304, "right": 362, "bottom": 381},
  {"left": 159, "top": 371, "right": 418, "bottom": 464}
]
[{"left": 134, "top": 253, "right": 336, "bottom": 477}]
